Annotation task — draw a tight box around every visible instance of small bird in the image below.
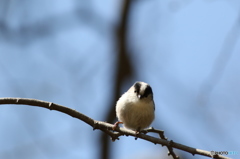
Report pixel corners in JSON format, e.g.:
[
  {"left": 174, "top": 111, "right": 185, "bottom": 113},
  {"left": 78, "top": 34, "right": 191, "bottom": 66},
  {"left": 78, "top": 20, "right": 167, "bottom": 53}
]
[{"left": 114, "top": 81, "right": 155, "bottom": 133}]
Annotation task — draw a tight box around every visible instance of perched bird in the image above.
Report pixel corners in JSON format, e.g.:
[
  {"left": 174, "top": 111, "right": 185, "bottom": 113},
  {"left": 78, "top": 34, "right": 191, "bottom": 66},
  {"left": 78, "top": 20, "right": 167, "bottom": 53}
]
[{"left": 114, "top": 81, "right": 155, "bottom": 133}]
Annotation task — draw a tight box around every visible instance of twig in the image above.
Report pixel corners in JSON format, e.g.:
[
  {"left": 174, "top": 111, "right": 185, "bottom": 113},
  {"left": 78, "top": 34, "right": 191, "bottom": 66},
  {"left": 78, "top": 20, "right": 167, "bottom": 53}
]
[
  {"left": 0, "top": 98, "right": 231, "bottom": 159},
  {"left": 144, "top": 127, "right": 179, "bottom": 159}
]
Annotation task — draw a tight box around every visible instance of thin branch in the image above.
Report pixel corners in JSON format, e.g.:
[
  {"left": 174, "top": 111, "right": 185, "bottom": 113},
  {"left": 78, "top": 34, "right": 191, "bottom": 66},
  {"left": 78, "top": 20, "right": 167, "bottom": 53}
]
[
  {"left": 144, "top": 127, "right": 179, "bottom": 159},
  {"left": 0, "top": 98, "right": 231, "bottom": 159}
]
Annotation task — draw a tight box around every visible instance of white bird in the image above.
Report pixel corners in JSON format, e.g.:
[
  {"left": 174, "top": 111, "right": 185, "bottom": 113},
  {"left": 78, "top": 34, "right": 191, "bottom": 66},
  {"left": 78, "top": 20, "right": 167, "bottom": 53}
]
[{"left": 114, "top": 81, "right": 155, "bottom": 133}]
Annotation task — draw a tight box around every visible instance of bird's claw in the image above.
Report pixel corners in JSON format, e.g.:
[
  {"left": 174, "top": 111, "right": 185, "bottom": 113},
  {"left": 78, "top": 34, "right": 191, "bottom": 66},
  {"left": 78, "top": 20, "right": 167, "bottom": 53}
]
[{"left": 113, "top": 121, "right": 123, "bottom": 130}]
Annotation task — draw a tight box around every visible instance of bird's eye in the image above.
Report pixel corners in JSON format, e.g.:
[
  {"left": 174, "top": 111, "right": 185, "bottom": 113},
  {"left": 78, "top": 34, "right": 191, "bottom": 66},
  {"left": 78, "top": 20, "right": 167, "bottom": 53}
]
[{"left": 134, "top": 90, "right": 137, "bottom": 93}]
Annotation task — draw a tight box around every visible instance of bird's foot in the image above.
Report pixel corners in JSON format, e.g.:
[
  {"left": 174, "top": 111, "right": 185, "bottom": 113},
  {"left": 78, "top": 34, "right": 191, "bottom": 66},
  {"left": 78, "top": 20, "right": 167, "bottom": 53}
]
[
  {"left": 112, "top": 121, "right": 123, "bottom": 131},
  {"left": 134, "top": 127, "right": 142, "bottom": 140}
]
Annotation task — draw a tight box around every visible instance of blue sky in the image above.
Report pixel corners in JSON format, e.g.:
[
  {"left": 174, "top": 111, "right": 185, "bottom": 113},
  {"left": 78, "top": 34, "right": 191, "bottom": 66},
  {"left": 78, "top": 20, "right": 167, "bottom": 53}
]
[{"left": 0, "top": 0, "right": 239, "bottom": 159}]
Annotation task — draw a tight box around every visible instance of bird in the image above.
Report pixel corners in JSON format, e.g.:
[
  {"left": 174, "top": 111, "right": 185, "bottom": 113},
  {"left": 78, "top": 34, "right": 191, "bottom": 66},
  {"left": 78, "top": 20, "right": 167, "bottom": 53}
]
[{"left": 114, "top": 81, "right": 155, "bottom": 133}]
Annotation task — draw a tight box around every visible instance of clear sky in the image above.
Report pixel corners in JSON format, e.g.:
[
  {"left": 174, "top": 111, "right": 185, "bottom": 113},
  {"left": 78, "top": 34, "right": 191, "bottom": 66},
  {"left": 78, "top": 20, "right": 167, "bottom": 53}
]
[{"left": 0, "top": 1, "right": 239, "bottom": 159}]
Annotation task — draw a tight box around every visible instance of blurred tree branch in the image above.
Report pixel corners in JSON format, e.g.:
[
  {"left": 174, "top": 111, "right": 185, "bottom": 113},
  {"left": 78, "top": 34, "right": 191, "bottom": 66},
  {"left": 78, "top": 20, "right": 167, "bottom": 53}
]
[
  {"left": 0, "top": 98, "right": 231, "bottom": 159},
  {"left": 198, "top": 13, "right": 240, "bottom": 105},
  {"left": 0, "top": 3, "right": 109, "bottom": 44},
  {"left": 100, "top": 0, "right": 133, "bottom": 159}
]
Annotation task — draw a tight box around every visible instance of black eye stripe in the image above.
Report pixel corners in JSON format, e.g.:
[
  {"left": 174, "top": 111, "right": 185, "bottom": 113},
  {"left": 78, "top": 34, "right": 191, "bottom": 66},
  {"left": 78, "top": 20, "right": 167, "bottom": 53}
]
[
  {"left": 134, "top": 82, "right": 141, "bottom": 94},
  {"left": 143, "top": 85, "right": 153, "bottom": 97}
]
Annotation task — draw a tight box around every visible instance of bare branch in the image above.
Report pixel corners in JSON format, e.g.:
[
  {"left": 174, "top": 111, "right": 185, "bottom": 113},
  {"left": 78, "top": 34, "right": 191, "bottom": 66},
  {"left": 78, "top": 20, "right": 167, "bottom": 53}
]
[
  {"left": 144, "top": 127, "right": 179, "bottom": 159},
  {"left": 0, "top": 98, "right": 231, "bottom": 159}
]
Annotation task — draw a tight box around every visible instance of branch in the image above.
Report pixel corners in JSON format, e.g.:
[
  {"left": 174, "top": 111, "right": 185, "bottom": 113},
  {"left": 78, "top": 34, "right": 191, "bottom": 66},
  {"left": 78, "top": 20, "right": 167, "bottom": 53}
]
[
  {"left": 0, "top": 98, "right": 230, "bottom": 159},
  {"left": 144, "top": 127, "right": 179, "bottom": 159}
]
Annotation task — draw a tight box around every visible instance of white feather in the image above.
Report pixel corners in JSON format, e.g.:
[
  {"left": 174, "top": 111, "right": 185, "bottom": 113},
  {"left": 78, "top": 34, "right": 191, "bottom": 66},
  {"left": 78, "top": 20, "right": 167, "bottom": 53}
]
[{"left": 116, "top": 82, "right": 155, "bottom": 131}]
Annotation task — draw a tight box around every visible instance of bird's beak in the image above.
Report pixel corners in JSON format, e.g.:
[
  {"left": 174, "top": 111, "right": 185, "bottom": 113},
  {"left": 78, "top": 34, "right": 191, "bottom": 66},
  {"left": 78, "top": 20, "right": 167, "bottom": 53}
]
[{"left": 137, "top": 94, "right": 141, "bottom": 99}]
